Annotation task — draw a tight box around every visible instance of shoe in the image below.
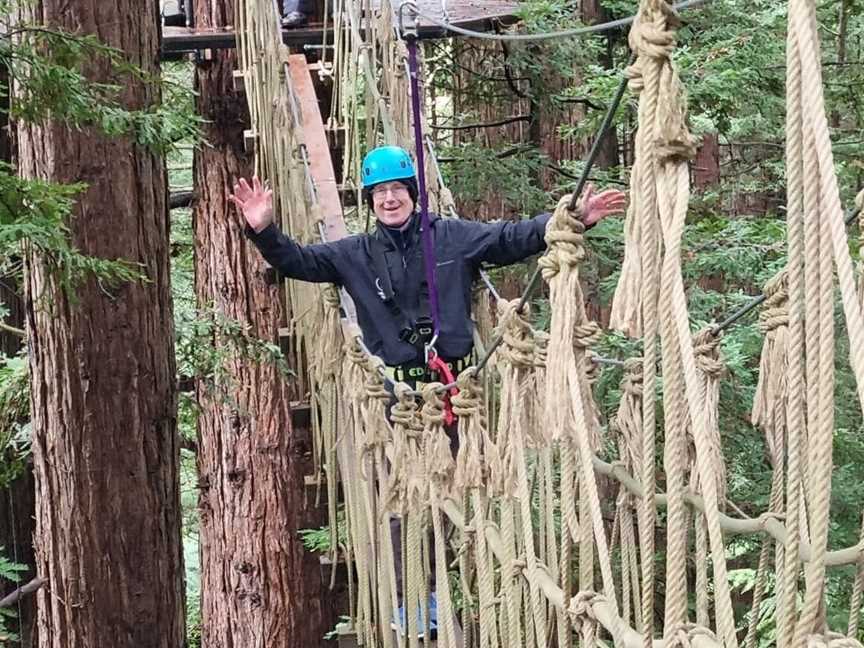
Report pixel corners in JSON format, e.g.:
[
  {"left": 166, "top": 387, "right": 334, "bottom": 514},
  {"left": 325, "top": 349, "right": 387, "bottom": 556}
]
[
  {"left": 281, "top": 11, "right": 308, "bottom": 28},
  {"left": 391, "top": 593, "right": 438, "bottom": 639}
]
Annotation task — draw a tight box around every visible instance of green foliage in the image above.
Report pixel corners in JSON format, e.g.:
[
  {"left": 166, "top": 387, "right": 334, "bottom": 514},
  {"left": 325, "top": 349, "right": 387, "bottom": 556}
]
[
  {"left": 439, "top": 143, "right": 551, "bottom": 216},
  {"left": 176, "top": 306, "right": 294, "bottom": 401},
  {"left": 0, "top": 352, "right": 29, "bottom": 487},
  {"left": 299, "top": 507, "right": 347, "bottom": 553},
  {"left": 1, "top": 17, "right": 201, "bottom": 154},
  {"left": 0, "top": 162, "right": 145, "bottom": 293},
  {"left": 0, "top": 4, "right": 202, "bottom": 322}
]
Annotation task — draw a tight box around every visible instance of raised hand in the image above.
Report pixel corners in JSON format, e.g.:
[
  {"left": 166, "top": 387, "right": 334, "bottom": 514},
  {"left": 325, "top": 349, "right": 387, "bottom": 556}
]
[
  {"left": 578, "top": 183, "right": 627, "bottom": 227},
  {"left": 228, "top": 176, "right": 273, "bottom": 234}
]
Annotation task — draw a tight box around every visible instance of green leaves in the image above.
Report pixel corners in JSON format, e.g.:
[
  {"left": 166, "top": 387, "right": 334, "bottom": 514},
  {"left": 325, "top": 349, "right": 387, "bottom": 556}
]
[
  {"left": 1, "top": 26, "right": 201, "bottom": 154},
  {"left": 0, "top": 351, "right": 30, "bottom": 488},
  {"left": 0, "top": 162, "right": 145, "bottom": 294}
]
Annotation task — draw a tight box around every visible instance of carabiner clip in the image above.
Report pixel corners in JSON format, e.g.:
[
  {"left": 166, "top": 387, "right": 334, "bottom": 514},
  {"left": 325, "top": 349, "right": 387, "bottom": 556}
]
[
  {"left": 424, "top": 333, "right": 439, "bottom": 365},
  {"left": 397, "top": 0, "right": 419, "bottom": 40}
]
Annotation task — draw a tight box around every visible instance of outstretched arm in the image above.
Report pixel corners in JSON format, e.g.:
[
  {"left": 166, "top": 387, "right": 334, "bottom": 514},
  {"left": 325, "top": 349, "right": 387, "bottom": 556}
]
[
  {"left": 230, "top": 176, "right": 343, "bottom": 284},
  {"left": 464, "top": 184, "right": 627, "bottom": 267}
]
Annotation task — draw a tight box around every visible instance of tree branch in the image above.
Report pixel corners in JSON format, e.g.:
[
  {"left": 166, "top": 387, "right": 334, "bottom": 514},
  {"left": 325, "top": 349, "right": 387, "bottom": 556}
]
[
  {"left": 0, "top": 320, "right": 25, "bottom": 338},
  {"left": 169, "top": 190, "right": 195, "bottom": 209},
  {"left": 0, "top": 577, "right": 47, "bottom": 608},
  {"left": 430, "top": 115, "right": 531, "bottom": 131},
  {"left": 555, "top": 96, "right": 605, "bottom": 111},
  {"left": 436, "top": 145, "right": 530, "bottom": 163}
]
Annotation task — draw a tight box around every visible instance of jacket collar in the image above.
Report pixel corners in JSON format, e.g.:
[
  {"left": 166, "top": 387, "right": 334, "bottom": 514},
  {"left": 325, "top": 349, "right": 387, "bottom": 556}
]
[{"left": 372, "top": 212, "right": 419, "bottom": 250}]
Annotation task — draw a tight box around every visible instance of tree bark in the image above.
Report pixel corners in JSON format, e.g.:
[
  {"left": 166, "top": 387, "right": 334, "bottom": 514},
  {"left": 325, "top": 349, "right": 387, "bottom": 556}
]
[
  {"left": 16, "top": 2, "right": 185, "bottom": 647},
  {"left": 193, "top": 1, "right": 332, "bottom": 645},
  {"left": 694, "top": 133, "right": 721, "bottom": 190}
]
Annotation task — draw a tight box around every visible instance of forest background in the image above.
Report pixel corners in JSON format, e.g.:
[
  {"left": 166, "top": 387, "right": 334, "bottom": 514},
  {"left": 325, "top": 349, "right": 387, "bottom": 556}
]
[{"left": 0, "top": 0, "right": 862, "bottom": 645}]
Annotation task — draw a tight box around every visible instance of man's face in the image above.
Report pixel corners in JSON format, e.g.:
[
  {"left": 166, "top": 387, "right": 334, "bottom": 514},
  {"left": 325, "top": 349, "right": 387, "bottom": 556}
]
[{"left": 371, "top": 181, "right": 413, "bottom": 227}]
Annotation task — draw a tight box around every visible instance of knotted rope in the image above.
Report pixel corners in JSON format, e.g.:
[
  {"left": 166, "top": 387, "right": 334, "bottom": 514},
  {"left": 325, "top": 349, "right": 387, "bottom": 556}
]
[{"left": 568, "top": 591, "right": 605, "bottom": 648}]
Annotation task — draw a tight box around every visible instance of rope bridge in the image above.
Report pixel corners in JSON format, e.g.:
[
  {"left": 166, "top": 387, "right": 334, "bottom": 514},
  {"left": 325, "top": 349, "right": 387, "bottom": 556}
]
[{"left": 233, "top": 0, "right": 864, "bottom": 646}]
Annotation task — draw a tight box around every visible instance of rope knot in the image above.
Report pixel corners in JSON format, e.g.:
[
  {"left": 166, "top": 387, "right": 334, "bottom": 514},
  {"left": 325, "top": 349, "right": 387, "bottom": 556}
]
[
  {"left": 363, "top": 356, "right": 391, "bottom": 402},
  {"left": 692, "top": 328, "right": 724, "bottom": 378},
  {"left": 540, "top": 195, "right": 586, "bottom": 280},
  {"left": 626, "top": 58, "right": 646, "bottom": 93},
  {"left": 322, "top": 285, "right": 341, "bottom": 309},
  {"left": 665, "top": 623, "right": 718, "bottom": 648},
  {"left": 451, "top": 369, "right": 481, "bottom": 417},
  {"left": 621, "top": 357, "right": 644, "bottom": 396},
  {"left": 346, "top": 337, "right": 366, "bottom": 365},
  {"left": 583, "top": 354, "right": 601, "bottom": 385},
  {"left": 628, "top": 10, "right": 677, "bottom": 62},
  {"left": 496, "top": 299, "right": 535, "bottom": 368},
  {"left": 567, "top": 591, "right": 604, "bottom": 637},
  {"left": 574, "top": 321, "right": 602, "bottom": 349},
  {"left": 420, "top": 384, "right": 447, "bottom": 426},
  {"left": 759, "top": 270, "right": 789, "bottom": 332},
  {"left": 392, "top": 383, "right": 424, "bottom": 433}
]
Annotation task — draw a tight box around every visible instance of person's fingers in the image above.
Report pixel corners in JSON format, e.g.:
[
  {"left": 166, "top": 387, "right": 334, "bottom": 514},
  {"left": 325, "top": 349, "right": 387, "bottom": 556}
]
[
  {"left": 581, "top": 182, "right": 595, "bottom": 202},
  {"left": 233, "top": 180, "right": 252, "bottom": 201},
  {"left": 265, "top": 189, "right": 273, "bottom": 201},
  {"left": 604, "top": 197, "right": 627, "bottom": 209},
  {"left": 252, "top": 175, "right": 262, "bottom": 193},
  {"left": 596, "top": 192, "right": 626, "bottom": 209}
]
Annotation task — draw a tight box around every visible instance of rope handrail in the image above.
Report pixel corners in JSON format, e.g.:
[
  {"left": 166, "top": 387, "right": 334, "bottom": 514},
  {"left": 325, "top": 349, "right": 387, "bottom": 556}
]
[{"left": 411, "top": 0, "right": 713, "bottom": 43}]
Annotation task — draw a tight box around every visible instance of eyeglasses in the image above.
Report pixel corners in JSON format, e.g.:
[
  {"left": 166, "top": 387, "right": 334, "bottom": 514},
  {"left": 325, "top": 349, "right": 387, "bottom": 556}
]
[{"left": 372, "top": 183, "right": 409, "bottom": 198}]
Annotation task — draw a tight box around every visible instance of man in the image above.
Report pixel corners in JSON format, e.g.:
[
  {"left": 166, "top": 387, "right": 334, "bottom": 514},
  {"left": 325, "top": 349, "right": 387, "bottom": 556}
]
[
  {"left": 230, "top": 144, "right": 625, "bottom": 636},
  {"left": 232, "top": 145, "right": 624, "bottom": 373}
]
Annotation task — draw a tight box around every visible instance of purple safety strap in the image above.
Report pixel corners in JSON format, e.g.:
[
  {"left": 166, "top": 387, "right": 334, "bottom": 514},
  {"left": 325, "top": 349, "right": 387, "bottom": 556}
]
[{"left": 406, "top": 37, "right": 442, "bottom": 342}]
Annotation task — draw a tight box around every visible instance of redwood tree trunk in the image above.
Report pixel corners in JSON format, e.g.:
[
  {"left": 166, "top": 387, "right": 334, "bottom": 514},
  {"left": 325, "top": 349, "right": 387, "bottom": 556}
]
[
  {"left": 16, "top": 2, "right": 185, "bottom": 647},
  {"left": 193, "top": 2, "right": 330, "bottom": 645}
]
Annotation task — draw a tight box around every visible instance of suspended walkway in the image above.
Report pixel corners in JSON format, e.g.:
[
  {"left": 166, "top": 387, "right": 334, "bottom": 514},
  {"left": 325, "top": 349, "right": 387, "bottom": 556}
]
[{"left": 230, "top": 0, "right": 864, "bottom": 647}]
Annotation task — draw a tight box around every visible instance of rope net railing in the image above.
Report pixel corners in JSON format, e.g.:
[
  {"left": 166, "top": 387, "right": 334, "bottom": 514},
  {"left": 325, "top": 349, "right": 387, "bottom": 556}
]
[{"left": 233, "top": 0, "right": 864, "bottom": 646}]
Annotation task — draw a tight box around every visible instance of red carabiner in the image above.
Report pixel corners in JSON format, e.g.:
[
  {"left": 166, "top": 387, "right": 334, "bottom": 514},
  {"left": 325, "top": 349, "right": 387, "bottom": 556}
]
[{"left": 427, "top": 355, "right": 460, "bottom": 426}]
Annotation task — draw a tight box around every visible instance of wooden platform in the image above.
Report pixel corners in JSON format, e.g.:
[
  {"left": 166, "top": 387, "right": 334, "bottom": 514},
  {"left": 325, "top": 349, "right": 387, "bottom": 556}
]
[{"left": 161, "top": 0, "right": 519, "bottom": 57}]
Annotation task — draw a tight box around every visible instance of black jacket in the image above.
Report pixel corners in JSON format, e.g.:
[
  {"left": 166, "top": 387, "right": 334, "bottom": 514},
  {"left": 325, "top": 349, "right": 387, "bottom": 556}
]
[{"left": 246, "top": 212, "right": 552, "bottom": 366}]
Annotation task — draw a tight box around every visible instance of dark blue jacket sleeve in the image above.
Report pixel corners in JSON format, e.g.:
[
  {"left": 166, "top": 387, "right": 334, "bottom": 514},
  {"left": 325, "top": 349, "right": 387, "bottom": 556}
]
[
  {"left": 245, "top": 223, "right": 344, "bottom": 284},
  {"left": 455, "top": 213, "right": 553, "bottom": 267}
]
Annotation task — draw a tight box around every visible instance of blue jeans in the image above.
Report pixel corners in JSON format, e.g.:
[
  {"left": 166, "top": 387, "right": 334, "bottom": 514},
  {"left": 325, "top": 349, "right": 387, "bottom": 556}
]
[{"left": 283, "top": 0, "right": 314, "bottom": 15}]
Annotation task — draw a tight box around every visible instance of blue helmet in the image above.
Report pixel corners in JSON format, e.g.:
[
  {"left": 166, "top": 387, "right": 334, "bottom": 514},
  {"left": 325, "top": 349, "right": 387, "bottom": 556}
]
[{"left": 361, "top": 145, "right": 416, "bottom": 188}]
